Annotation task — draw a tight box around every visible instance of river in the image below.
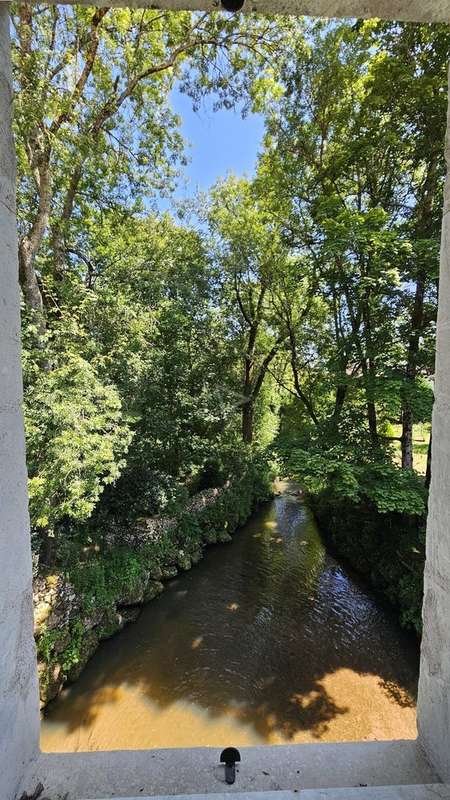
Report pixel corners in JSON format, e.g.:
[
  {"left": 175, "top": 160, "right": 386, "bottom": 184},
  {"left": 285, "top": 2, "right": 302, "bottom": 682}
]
[{"left": 40, "top": 481, "right": 418, "bottom": 751}]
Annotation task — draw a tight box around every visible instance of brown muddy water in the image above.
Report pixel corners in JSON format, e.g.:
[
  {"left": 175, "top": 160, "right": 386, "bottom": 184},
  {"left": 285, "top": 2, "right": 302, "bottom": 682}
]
[{"left": 41, "top": 482, "right": 418, "bottom": 751}]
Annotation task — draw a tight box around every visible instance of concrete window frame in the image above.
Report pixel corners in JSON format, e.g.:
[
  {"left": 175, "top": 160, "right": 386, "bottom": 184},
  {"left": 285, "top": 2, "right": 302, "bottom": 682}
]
[{"left": 2, "top": 2, "right": 450, "bottom": 798}]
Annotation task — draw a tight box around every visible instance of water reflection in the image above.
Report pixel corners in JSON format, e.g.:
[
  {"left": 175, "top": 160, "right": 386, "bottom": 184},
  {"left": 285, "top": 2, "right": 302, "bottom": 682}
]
[{"left": 41, "top": 482, "right": 418, "bottom": 751}]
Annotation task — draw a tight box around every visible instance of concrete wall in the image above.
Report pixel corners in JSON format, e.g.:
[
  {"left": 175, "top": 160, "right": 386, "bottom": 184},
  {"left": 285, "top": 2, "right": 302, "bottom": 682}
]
[
  {"left": 0, "top": 5, "right": 40, "bottom": 799},
  {"left": 23, "top": 1, "right": 450, "bottom": 23},
  {"left": 417, "top": 65, "right": 450, "bottom": 782},
  {"left": 0, "top": 0, "right": 449, "bottom": 795}
]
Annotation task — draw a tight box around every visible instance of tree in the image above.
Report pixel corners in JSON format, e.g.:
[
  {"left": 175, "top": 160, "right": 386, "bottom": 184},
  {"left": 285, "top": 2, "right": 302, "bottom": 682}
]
[
  {"left": 362, "top": 22, "right": 447, "bottom": 468},
  {"left": 258, "top": 18, "right": 447, "bottom": 462},
  {"left": 13, "top": 3, "right": 286, "bottom": 553},
  {"left": 13, "top": 3, "right": 282, "bottom": 334},
  {"left": 23, "top": 347, "right": 131, "bottom": 564},
  {"left": 208, "top": 176, "right": 289, "bottom": 443}
]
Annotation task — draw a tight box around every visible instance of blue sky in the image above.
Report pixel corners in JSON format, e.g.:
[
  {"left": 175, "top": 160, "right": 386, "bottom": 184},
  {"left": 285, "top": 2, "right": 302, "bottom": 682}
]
[{"left": 161, "top": 86, "right": 265, "bottom": 209}]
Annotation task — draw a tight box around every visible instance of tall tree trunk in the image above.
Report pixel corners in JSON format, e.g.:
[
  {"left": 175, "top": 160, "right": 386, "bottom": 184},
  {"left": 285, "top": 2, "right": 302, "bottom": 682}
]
[
  {"left": 51, "top": 164, "right": 83, "bottom": 280},
  {"left": 343, "top": 282, "right": 378, "bottom": 445},
  {"left": 401, "top": 274, "right": 425, "bottom": 470},
  {"left": 287, "top": 320, "right": 319, "bottom": 426},
  {"left": 401, "top": 407, "right": 414, "bottom": 469},
  {"left": 330, "top": 288, "right": 350, "bottom": 427},
  {"left": 332, "top": 383, "right": 347, "bottom": 422},
  {"left": 18, "top": 239, "right": 45, "bottom": 316},
  {"left": 362, "top": 292, "right": 379, "bottom": 447},
  {"left": 242, "top": 400, "right": 254, "bottom": 444},
  {"left": 361, "top": 357, "right": 379, "bottom": 446},
  {"left": 367, "top": 398, "right": 378, "bottom": 445},
  {"left": 17, "top": 135, "right": 52, "bottom": 342},
  {"left": 18, "top": 3, "right": 108, "bottom": 307},
  {"left": 39, "top": 528, "right": 56, "bottom": 569},
  {"left": 240, "top": 338, "right": 283, "bottom": 444}
]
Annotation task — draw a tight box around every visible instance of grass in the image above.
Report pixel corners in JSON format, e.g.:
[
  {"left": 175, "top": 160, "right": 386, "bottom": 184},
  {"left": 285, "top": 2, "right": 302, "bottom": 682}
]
[{"left": 388, "top": 422, "right": 431, "bottom": 476}]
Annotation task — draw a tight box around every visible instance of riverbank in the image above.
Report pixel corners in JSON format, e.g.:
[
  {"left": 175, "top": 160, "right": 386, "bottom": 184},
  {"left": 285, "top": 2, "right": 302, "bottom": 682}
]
[
  {"left": 308, "top": 491, "right": 425, "bottom": 637},
  {"left": 34, "top": 459, "right": 273, "bottom": 708},
  {"left": 277, "top": 442, "right": 426, "bottom": 637},
  {"left": 40, "top": 480, "right": 418, "bottom": 751}
]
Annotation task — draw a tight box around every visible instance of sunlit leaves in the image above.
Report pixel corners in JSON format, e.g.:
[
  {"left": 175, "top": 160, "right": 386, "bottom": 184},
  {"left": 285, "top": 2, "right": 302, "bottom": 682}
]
[{"left": 24, "top": 354, "right": 132, "bottom": 529}]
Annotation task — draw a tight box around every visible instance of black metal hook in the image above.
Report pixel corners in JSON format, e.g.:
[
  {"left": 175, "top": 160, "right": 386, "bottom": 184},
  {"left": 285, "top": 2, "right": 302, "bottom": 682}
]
[
  {"left": 220, "top": 747, "right": 241, "bottom": 785},
  {"left": 221, "top": 0, "right": 245, "bottom": 11}
]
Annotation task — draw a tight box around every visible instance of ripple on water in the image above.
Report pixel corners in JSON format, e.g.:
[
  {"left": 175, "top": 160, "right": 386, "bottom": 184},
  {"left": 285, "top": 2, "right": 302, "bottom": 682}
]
[{"left": 41, "top": 482, "right": 419, "bottom": 751}]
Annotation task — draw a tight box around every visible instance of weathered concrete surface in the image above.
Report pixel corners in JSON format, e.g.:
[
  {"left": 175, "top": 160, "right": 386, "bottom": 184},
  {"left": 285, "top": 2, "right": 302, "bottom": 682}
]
[
  {"left": 24, "top": 741, "right": 438, "bottom": 800},
  {"left": 0, "top": 0, "right": 445, "bottom": 797},
  {"left": 87, "top": 794, "right": 297, "bottom": 800},
  {"left": 301, "top": 786, "right": 450, "bottom": 799},
  {"left": 0, "top": 5, "right": 40, "bottom": 799},
  {"left": 10, "top": 0, "right": 450, "bottom": 23},
  {"left": 15, "top": 0, "right": 450, "bottom": 23},
  {"left": 84, "top": 790, "right": 450, "bottom": 800},
  {"left": 417, "top": 63, "right": 450, "bottom": 784}
]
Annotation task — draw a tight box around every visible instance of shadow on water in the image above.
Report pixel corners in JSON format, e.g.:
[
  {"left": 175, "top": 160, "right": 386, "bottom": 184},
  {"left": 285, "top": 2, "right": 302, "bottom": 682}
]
[{"left": 41, "top": 483, "right": 419, "bottom": 750}]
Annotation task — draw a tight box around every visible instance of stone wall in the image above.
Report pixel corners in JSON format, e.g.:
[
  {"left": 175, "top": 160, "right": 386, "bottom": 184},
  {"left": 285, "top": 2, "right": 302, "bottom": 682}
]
[
  {"left": 0, "top": 6, "right": 40, "bottom": 799},
  {"left": 0, "top": 1, "right": 450, "bottom": 796},
  {"left": 417, "top": 64, "right": 450, "bottom": 782},
  {"left": 33, "top": 1, "right": 450, "bottom": 24}
]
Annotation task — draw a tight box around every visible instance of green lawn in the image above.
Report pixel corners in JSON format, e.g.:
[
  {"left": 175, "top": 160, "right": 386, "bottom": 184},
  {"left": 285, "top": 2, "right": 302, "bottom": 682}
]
[{"left": 389, "top": 422, "right": 431, "bottom": 476}]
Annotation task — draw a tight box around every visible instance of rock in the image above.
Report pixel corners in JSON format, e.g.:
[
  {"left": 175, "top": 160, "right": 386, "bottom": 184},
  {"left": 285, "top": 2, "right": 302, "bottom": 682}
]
[
  {"left": 34, "top": 601, "right": 51, "bottom": 634},
  {"left": 105, "top": 516, "right": 176, "bottom": 550},
  {"left": 52, "top": 628, "right": 71, "bottom": 654},
  {"left": 33, "top": 574, "right": 81, "bottom": 632},
  {"left": 98, "top": 608, "right": 123, "bottom": 641},
  {"left": 38, "top": 660, "right": 63, "bottom": 706},
  {"left": 119, "top": 607, "right": 141, "bottom": 626},
  {"left": 177, "top": 552, "right": 192, "bottom": 571},
  {"left": 186, "top": 486, "right": 224, "bottom": 514},
  {"left": 150, "top": 565, "right": 163, "bottom": 581},
  {"left": 66, "top": 629, "right": 99, "bottom": 683},
  {"left": 217, "top": 531, "right": 233, "bottom": 543},
  {"left": 190, "top": 549, "right": 203, "bottom": 565},
  {"left": 144, "top": 580, "right": 164, "bottom": 601},
  {"left": 117, "top": 577, "right": 146, "bottom": 606},
  {"left": 161, "top": 565, "right": 178, "bottom": 579},
  {"left": 82, "top": 605, "right": 106, "bottom": 631}
]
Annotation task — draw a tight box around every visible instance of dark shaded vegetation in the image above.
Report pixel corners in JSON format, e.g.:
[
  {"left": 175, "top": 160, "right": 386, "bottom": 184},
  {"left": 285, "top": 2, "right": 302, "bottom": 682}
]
[{"left": 309, "top": 493, "right": 425, "bottom": 635}]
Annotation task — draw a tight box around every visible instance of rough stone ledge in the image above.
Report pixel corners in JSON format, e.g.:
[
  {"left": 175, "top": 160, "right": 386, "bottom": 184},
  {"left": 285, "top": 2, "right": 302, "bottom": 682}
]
[
  {"left": 16, "top": 1, "right": 450, "bottom": 25},
  {"left": 300, "top": 786, "right": 450, "bottom": 798},
  {"left": 79, "top": 790, "right": 450, "bottom": 800},
  {"left": 23, "top": 741, "right": 439, "bottom": 800}
]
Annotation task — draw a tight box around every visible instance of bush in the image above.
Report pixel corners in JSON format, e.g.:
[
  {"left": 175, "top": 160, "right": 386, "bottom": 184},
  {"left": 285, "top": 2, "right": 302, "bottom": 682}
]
[
  {"left": 282, "top": 445, "right": 426, "bottom": 516},
  {"left": 24, "top": 354, "right": 131, "bottom": 535}
]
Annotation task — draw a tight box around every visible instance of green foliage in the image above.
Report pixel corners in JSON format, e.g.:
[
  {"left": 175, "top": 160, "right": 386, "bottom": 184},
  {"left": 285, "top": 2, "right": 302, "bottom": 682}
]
[
  {"left": 59, "top": 621, "right": 87, "bottom": 673},
  {"left": 360, "top": 463, "right": 426, "bottom": 515},
  {"left": 24, "top": 352, "right": 131, "bottom": 531},
  {"left": 282, "top": 444, "right": 426, "bottom": 516},
  {"left": 14, "top": 3, "right": 287, "bottom": 550},
  {"left": 16, "top": 9, "right": 444, "bottom": 667}
]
